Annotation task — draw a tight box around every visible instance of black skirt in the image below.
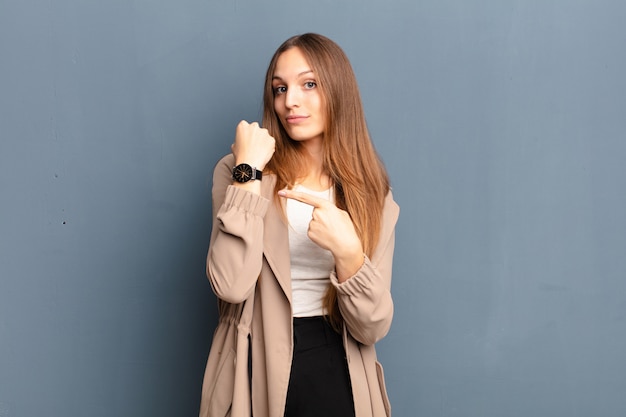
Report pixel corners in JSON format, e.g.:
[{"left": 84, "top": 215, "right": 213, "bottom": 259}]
[{"left": 284, "top": 316, "right": 356, "bottom": 417}]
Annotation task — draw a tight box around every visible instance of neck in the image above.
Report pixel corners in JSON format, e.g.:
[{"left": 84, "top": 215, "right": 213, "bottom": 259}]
[
  {"left": 298, "top": 138, "right": 331, "bottom": 191},
  {"left": 300, "top": 136, "right": 323, "bottom": 161}
]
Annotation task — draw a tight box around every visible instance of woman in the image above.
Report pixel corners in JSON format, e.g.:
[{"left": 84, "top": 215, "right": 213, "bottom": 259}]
[{"left": 200, "top": 33, "right": 399, "bottom": 417}]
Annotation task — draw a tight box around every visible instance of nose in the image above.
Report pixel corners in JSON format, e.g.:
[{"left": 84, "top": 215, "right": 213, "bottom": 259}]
[{"left": 284, "top": 86, "right": 300, "bottom": 108}]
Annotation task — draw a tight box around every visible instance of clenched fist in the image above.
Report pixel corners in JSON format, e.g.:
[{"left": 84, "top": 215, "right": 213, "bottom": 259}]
[{"left": 231, "top": 120, "right": 276, "bottom": 171}]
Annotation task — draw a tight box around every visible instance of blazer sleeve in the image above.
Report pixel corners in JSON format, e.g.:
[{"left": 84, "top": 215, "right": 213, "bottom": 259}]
[
  {"left": 330, "top": 191, "right": 400, "bottom": 345},
  {"left": 206, "top": 154, "right": 270, "bottom": 303}
]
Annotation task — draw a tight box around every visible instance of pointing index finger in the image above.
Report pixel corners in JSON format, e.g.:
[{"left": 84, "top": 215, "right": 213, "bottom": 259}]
[{"left": 278, "top": 189, "right": 329, "bottom": 208}]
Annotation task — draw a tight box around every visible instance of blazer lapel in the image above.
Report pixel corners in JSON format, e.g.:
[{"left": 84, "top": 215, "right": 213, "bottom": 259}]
[{"left": 260, "top": 175, "right": 292, "bottom": 304}]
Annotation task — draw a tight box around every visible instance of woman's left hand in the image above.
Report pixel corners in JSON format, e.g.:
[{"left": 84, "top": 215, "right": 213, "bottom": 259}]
[{"left": 278, "top": 189, "right": 365, "bottom": 281}]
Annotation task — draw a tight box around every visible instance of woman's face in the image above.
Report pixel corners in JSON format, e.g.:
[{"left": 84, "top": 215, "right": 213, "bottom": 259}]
[{"left": 272, "top": 47, "right": 325, "bottom": 146}]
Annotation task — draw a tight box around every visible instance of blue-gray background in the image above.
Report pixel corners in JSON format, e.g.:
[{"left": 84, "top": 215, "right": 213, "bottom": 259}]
[{"left": 1, "top": 0, "right": 625, "bottom": 416}]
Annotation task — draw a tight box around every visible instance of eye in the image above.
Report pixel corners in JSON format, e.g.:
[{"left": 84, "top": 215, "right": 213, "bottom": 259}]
[
  {"left": 304, "top": 81, "right": 317, "bottom": 89},
  {"left": 273, "top": 86, "right": 287, "bottom": 95}
]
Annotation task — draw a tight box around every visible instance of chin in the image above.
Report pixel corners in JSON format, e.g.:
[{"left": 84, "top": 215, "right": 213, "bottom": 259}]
[{"left": 287, "top": 131, "right": 323, "bottom": 143}]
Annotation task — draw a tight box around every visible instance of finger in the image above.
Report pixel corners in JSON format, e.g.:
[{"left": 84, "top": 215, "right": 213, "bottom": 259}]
[{"left": 277, "top": 189, "right": 330, "bottom": 208}]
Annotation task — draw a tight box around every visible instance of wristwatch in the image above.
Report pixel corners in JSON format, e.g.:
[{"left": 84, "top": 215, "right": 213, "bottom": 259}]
[{"left": 232, "top": 163, "right": 263, "bottom": 183}]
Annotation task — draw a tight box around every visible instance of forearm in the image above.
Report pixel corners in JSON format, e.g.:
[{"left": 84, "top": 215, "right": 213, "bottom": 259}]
[
  {"left": 332, "top": 195, "right": 399, "bottom": 345},
  {"left": 206, "top": 157, "right": 269, "bottom": 303},
  {"left": 333, "top": 254, "right": 395, "bottom": 345}
]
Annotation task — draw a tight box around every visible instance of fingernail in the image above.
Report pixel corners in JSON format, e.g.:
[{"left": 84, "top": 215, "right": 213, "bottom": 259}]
[{"left": 278, "top": 190, "right": 286, "bottom": 197}]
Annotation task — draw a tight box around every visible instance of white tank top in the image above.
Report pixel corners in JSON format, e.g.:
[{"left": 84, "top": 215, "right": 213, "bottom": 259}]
[{"left": 286, "top": 185, "right": 335, "bottom": 317}]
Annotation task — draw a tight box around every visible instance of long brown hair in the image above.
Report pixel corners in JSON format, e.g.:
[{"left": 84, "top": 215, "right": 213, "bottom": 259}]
[{"left": 262, "top": 33, "right": 390, "bottom": 328}]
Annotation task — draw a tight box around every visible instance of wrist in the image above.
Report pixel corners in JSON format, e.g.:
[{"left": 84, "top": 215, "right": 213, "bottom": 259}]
[
  {"left": 232, "top": 163, "right": 263, "bottom": 184},
  {"left": 334, "top": 249, "right": 366, "bottom": 283},
  {"left": 234, "top": 157, "right": 265, "bottom": 171},
  {"left": 232, "top": 181, "right": 262, "bottom": 195}
]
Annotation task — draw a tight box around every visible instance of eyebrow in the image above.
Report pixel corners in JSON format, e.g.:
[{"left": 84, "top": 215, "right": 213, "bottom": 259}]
[{"left": 272, "top": 70, "right": 314, "bottom": 81}]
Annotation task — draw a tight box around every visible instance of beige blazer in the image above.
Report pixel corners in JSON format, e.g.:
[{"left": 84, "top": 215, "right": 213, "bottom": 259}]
[{"left": 203, "top": 154, "right": 400, "bottom": 417}]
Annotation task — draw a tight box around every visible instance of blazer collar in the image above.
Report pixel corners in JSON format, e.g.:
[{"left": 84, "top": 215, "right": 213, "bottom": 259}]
[{"left": 260, "top": 175, "right": 292, "bottom": 304}]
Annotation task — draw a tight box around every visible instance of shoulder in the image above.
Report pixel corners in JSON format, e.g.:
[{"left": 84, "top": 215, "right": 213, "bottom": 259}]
[
  {"left": 369, "top": 189, "right": 399, "bottom": 258},
  {"left": 383, "top": 189, "right": 400, "bottom": 224}
]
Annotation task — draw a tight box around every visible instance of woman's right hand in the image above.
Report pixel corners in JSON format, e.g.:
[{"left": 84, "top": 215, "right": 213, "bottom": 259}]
[{"left": 231, "top": 120, "right": 276, "bottom": 171}]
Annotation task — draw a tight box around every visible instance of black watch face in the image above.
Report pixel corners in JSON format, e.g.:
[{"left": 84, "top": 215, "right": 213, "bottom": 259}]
[{"left": 233, "top": 164, "right": 253, "bottom": 183}]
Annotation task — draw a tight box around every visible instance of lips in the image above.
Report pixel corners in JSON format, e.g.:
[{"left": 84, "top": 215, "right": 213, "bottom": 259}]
[{"left": 285, "top": 115, "right": 308, "bottom": 124}]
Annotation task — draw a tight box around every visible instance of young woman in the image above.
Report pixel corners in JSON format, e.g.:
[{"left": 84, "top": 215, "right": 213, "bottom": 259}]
[{"left": 200, "top": 33, "right": 399, "bottom": 417}]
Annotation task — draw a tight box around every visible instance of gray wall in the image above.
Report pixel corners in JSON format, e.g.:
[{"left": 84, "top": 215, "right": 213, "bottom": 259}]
[{"left": 1, "top": 1, "right": 625, "bottom": 416}]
